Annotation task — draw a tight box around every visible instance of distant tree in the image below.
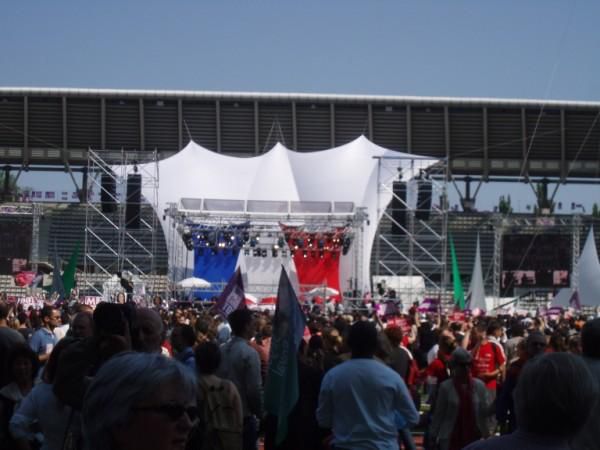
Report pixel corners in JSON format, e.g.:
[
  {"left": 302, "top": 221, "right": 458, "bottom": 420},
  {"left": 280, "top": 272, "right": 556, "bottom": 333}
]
[{"left": 498, "top": 195, "right": 512, "bottom": 214}]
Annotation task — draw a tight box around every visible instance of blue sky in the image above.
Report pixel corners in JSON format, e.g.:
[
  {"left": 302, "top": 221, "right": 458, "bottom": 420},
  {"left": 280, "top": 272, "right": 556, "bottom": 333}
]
[{"left": 2, "top": 1, "right": 599, "bottom": 211}]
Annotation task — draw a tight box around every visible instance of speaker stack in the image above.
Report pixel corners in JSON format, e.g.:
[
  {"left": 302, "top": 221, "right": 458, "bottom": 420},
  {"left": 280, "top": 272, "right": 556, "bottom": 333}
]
[
  {"left": 125, "top": 174, "right": 141, "bottom": 229},
  {"left": 415, "top": 180, "right": 432, "bottom": 221},
  {"left": 100, "top": 173, "right": 117, "bottom": 213},
  {"left": 391, "top": 181, "right": 407, "bottom": 234}
]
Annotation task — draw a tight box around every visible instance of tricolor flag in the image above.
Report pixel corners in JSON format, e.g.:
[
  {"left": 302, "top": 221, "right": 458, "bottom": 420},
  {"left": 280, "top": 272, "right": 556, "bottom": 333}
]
[{"left": 214, "top": 268, "right": 245, "bottom": 317}]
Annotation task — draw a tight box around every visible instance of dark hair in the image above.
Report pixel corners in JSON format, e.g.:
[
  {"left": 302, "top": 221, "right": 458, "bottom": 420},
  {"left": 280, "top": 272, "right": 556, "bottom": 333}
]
[
  {"left": 93, "top": 302, "right": 128, "bottom": 337},
  {"left": 509, "top": 323, "right": 525, "bottom": 338},
  {"left": 0, "top": 301, "right": 9, "bottom": 320},
  {"left": 515, "top": 352, "right": 596, "bottom": 436},
  {"left": 44, "top": 337, "right": 79, "bottom": 383},
  {"left": 40, "top": 305, "right": 55, "bottom": 320},
  {"left": 228, "top": 309, "right": 254, "bottom": 337},
  {"left": 581, "top": 318, "right": 600, "bottom": 358},
  {"left": 178, "top": 324, "right": 196, "bottom": 347},
  {"left": 6, "top": 344, "right": 38, "bottom": 383},
  {"left": 486, "top": 321, "right": 502, "bottom": 336},
  {"left": 17, "top": 311, "right": 29, "bottom": 326},
  {"left": 195, "top": 341, "right": 221, "bottom": 375},
  {"left": 347, "top": 321, "right": 378, "bottom": 357},
  {"left": 384, "top": 326, "right": 403, "bottom": 347}
]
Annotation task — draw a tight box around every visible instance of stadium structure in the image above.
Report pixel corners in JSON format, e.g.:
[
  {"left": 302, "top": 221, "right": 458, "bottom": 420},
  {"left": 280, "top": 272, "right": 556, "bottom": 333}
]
[{"left": 1, "top": 87, "right": 600, "bottom": 308}]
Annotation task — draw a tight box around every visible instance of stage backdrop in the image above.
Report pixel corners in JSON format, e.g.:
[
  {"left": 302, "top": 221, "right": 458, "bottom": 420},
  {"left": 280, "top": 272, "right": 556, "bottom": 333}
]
[{"left": 193, "top": 249, "right": 239, "bottom": 299}]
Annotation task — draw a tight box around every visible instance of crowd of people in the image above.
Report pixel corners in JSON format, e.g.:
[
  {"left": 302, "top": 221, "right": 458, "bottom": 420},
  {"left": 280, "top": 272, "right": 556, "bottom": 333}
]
[{"left": 0, "top": 291, "right": 599, "bottom": 450}]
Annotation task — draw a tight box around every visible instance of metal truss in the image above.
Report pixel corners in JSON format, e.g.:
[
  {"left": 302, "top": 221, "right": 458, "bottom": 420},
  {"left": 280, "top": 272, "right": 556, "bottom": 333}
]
[
  {"left": 491, "top": 214, "right": 582, "bottom": 307},
  {"left": 83, "top": 148, "right": 159, "bottom": 296},
  {"left": 165, "top": 200, "right": 368, "bottom": 297},
  {"left": 374, "top": 156, "right": 449, "bottom": 306}
]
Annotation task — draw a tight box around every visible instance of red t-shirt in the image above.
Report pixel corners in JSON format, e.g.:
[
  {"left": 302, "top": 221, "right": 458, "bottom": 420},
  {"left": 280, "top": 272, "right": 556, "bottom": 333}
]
[
  {"left": 472, "top": 341, "right": 506, "bottom": 390},
  {"left": 424, "top": 355, "right": 450, "bottom": 385}
]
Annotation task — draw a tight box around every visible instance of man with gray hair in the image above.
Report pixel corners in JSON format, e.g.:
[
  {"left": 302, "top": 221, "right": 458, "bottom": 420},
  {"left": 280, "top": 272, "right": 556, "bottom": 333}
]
[{"left": 571, "top": 318, "right": 600, "bottom": 450}]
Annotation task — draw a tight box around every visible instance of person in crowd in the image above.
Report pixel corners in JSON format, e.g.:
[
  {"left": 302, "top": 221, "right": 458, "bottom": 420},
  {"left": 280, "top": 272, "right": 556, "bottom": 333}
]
[
  {"left": 0, "top": 345, "right": 37, "bottom": 448},
  {"left": 215, "top": 315, "right": 232, "bottom": 345},
  {"left": 131, "top": 308, "right": 164, "bottom": 353},
  {"left": 10, "top": 337, "right": 81, "bottom": 450},
  {"left": 29, "top": 305, "right": 60, "bottom": 365},
  {"left": 250, "top": 317, "right": 272, "bottom": 383},
  {"left": 53, "top": 309, "right": 71, "bottom": 341},
  {"left": 52, "top": 302, "right": 132, "bottom": 410},
  {"left": 571, "top": 318, "right": 600, "bottom": 449},
  {"left": 171, "top": 325, "right": 196, "bottom": 371},
  {"left": 504, "top": 323, "right": 524, "bottom": 364},
  {"left": 15, "top": 312, "right": 34, "bottom": 342},
  {"left": 470, "top": 322, "right": 506, "bottom": 427},
  {"left": 217, "top": 309, "right": 262, "bottom": 450},
  {"left": 316, "top": 320, "right": 419, "bottom": 450},
  {"left": 430, "top": 347, "right": 490, "bottom": 450},
  {"left": 0, "top": 301, "right": 25, "bottom": 387},
  {"left": 82, "top": 352, "right": 198, "bottom": 450},
  {"left": 194, "top": 341, "right": 243, "bottom": 450},
  {"left": 464, "top": 352, "right": 597, "bottom": 450},
  {"left": 69, "top": 311, "right": 94, "bottom": 339},
  {"left": 385, "top": 326, "right": 410, "bottom": 382},
  {"left": 496, "top": 330, "right": 546, "bottom": 434}
]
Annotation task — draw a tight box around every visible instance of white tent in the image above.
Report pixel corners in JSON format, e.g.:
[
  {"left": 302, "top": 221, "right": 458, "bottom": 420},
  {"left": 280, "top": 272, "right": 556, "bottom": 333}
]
[
  {"left": 552, "top": 227, "right": 600, "bottom": 309},
  {"left": 467, "top": 235, "right": 487, "bottom": 311},
  {"left": 126, "top": 136, "right": 438, "bottom": 290}
]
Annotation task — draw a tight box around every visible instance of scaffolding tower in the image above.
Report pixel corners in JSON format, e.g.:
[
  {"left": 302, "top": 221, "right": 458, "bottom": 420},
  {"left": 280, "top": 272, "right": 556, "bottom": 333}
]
[
  {"left": 83, "top": 148, "right": 159, "bottom": 296},
  {"left": 373, "top": 156, "right": 449, "bottom": 307}
]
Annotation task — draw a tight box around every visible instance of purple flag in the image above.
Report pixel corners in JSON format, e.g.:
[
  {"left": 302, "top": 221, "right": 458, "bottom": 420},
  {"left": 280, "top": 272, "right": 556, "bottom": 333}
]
[
  {"left": 214, "top": 268, "right": 246, "bottom": 317},
  {"left": 569, "top": 290, "right": 581, "bottom": 310}
]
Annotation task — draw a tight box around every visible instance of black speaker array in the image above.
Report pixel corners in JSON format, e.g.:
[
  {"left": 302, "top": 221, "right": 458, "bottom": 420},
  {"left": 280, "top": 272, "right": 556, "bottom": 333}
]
[
  {"left": 415, "top": 180, "right": 432, "bottom": 221},
  {"left": 100, "top": 173, "right": 117, "bottom": 213},
  {"left": 391, "top": 181, "right": 407, "bottom": 234},
  {"left": 125, "top": 174, "right": 141, "bottom": 229}
]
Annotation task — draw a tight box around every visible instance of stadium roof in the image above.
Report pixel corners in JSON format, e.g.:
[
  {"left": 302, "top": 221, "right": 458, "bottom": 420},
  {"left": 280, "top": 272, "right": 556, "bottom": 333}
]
[{"left": 1, "top": 87, "right": 600, "bottom": 180}]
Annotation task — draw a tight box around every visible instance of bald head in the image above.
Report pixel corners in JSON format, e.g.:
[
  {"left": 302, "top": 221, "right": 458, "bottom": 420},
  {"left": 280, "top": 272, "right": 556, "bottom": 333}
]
[{"left": 132, "top": 308, "right": 164, "bottom": 353}]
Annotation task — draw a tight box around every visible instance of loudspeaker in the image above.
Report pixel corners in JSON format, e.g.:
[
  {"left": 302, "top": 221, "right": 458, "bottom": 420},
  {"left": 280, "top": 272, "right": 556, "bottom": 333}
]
[
  {"left": 125, "top": 174, "right": 141, "bottom": 229},
  {"left": 100, "top": 173, "right": 117, "bottom": 213},
  {"left": 415, "top": 181, "right": 432, "bottom": 221},
  {"left": 391, "top": 181, "right": 407, "bottom": 234}
]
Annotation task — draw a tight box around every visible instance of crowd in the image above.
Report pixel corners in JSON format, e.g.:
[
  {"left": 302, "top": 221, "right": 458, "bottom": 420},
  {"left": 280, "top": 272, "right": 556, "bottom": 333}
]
[{"left": 0, "top": 291, "right": 599, "bottom": 450}]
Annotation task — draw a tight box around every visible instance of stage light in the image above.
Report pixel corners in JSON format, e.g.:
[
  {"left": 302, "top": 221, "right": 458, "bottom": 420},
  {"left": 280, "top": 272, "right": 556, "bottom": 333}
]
[
  {"left": 319, "top": 251, "right": 324, "bottom": 258},
  {"left": 261, "top": 249, "right": 268, "bottom": 257},
  {"left": 272, "top": 248, "right": 278, "bottom": 257},
  {"left": 244, "top": 248, "right": 250, "bottom": 256},
  {"left": 278, "top": 237, "right": 285, "bottom": 248},
  {"left": 303, "top": 251, "right": 308, "bottom": 258},
  {"left": 296, "top": 238, "right": 304, "bottom": 249},
  {"left": 318, "top": 239, "right": 325, "bottom": 249}
]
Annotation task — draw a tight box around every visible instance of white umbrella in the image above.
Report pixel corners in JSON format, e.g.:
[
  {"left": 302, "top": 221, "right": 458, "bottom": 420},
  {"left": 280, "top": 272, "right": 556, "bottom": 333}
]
[
  {"left": 176, "top": 277, "right": 211, "bottom": 289},
  {"left": 307, "top": 286, "right": 339, "bottom": 297}
]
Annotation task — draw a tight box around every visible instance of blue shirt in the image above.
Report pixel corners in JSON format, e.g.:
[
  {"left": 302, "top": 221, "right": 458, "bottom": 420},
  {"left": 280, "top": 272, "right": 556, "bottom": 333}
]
[
  {"left": 316, "top": 358, "right": 419, "bottom": 450},
  {"left": 29, "top": 328, "right": 57, "bottom": 358}
]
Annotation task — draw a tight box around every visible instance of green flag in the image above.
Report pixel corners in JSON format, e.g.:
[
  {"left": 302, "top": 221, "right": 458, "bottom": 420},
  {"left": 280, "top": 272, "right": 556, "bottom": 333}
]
[
  {"left": 449, "top": 234, "right": 465, "bottom": 309},
  {"left": 264, "top": 267, "right": 306, "bottom": 445},
  {"left": 62, "top": 241, "right": 80, "bottom": 297}
]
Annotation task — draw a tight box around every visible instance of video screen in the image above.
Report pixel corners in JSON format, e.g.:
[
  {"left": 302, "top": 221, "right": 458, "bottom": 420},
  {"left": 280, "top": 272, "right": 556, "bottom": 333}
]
[
  {"left": 502, "top": 234, "right": 570, "bottom": 292},
  {"left": 0, "top": 218, "right": 32, "bottom": 274}
]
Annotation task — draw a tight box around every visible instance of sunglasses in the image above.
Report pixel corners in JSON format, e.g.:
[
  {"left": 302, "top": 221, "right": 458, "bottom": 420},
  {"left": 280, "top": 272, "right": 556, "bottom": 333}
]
[{"left": 133, "top": 404, "right": 199, "bottom": 422}]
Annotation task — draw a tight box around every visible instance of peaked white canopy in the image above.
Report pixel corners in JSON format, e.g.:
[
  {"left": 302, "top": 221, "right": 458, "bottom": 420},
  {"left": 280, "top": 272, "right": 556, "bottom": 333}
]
[
  {"left": 128, "top": 136, "right": 439, "bottom": 289},
  {"left": 467, "top": 235, "right": 487, "bottom": 311}
]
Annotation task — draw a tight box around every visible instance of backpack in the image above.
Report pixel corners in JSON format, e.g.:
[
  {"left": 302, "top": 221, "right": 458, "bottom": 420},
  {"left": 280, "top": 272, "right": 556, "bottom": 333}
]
[{"left": 197, "top": 378, "right": 243, "bottom": 450}]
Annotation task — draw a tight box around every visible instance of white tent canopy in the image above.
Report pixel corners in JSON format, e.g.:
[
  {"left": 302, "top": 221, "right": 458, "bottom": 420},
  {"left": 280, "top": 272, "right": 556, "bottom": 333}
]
[
  {"left": 127, "top": 136, "right": 439, "bottom": 291},
  {"left": 467, "top": 235, "right": 487, "bottom": 311}
]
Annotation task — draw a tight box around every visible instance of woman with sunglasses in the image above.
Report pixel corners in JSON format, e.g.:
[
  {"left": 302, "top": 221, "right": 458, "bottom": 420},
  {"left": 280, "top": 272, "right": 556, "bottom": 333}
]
[{"left": 82, "top": 352, "right": 198, "bottom": 450}]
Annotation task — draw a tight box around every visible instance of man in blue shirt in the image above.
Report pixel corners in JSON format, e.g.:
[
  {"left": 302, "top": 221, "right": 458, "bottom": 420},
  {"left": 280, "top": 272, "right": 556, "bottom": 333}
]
[
  {"left": 29, "top": 305, "right": 59, "bottom": 364},
  {"left": 317, "top": 320, "right": 419, "bottom": 450}
]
